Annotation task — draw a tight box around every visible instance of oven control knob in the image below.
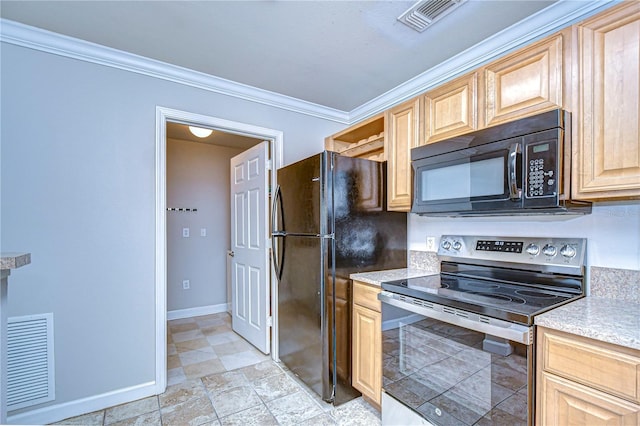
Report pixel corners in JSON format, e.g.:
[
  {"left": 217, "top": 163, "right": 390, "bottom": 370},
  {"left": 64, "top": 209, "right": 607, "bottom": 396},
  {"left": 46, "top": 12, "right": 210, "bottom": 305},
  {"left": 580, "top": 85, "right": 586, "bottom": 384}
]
[
  {"left": 542, "top": 244, "right": 557, "bottom": 257},
  {"left": 560, "top": 245, "right": 577, "bottom": 258},
  {"left": 441, "top": 240, "right": 451, "bottom": 250},
  {"left": 452, "top": 241, "right": 462, "bottom": 251},
  {"left": 525, "top": 244, "right": 540, "bottom": 256}
]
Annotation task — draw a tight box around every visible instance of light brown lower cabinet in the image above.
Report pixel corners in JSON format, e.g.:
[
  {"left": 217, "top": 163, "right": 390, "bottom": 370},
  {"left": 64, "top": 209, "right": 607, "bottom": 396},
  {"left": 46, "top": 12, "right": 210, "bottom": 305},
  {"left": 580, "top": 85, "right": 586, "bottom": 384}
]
[
  {"left": 328, "top": 276, "right": 350, "bottom": 383},
  {"left": 536, "top": 327, "right": 640, "bottom": 425},
  {"left": 539, "top": 372, "right": 640, "bottom": 424},
  {"left": 352, "top": 280, "right": 381, "bottom": 407}
]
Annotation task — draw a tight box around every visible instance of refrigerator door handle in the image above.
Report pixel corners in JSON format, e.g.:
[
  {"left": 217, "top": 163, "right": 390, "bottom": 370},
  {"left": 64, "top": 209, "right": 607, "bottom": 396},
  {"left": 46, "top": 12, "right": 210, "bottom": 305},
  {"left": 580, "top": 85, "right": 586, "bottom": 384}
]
[
  {"left": 271, "top": 185, "right": 284, "bottom": 280},
  {"left": 271, "top": 184, "right": 283, "bottom": 234},
  {"left": 271, "top": 234, "right": 284, "bottom": 280}
]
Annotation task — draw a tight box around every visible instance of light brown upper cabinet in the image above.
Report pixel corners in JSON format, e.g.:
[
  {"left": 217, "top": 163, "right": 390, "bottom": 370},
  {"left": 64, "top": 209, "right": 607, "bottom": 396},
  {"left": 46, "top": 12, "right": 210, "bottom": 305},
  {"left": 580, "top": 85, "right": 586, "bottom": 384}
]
[
  {"left": 325, "top": 114, "right": 385, "bottom": 162},
  {"left": 572, "top": 2, "right": 640, "bottom": 200},
  {"left": 385, "top": 97, "right": 421, "bottom": 211},
  {"left": 484, "top": 31, "right": 567, "bottom": 127},
  {"left": 423, "top": 72, "right": 480, "bottom": 144}
]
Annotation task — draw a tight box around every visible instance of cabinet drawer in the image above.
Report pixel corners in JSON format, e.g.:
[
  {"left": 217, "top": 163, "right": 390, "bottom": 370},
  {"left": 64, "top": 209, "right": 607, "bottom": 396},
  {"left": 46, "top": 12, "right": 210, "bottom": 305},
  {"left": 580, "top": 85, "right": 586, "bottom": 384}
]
[
  {"left": 539, "top": 328, "right": 640, "bottom": 404},
  {"left": 353, "top": 281, "right": 381, "bottom": 312}
]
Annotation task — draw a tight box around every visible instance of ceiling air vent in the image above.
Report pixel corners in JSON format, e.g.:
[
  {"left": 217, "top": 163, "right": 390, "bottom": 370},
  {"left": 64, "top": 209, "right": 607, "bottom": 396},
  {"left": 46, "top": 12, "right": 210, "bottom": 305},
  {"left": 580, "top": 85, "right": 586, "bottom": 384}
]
[{"left": 398, "top": 0, "right": 467, "bottom": 32}]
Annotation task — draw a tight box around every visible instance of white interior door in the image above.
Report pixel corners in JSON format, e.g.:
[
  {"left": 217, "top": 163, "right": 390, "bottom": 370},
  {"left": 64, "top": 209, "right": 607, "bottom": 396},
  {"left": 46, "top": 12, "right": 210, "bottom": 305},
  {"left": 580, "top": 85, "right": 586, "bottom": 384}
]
[{"left": 230, "top": 141, "right": 270, "bottom": 354}]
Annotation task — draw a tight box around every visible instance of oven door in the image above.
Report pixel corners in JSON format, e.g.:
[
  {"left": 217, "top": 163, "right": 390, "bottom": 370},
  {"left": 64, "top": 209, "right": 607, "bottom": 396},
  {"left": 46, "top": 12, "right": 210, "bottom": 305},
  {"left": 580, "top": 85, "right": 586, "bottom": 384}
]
[
  {"left": 411, "top": 137, "right": 523, "bottom": 215},
  {"left": 379, "top": 291, "right": 533, "bottom": 426}
]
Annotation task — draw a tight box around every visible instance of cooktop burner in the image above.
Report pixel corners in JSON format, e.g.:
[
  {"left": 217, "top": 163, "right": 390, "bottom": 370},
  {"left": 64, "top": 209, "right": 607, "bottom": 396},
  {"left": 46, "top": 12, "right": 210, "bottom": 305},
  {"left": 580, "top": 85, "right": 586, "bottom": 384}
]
[
  {"left": 515, "top": 289, "right": 561, "bottom": 299},
  {"left": 465, "top": 282, "right": 500, "bottom": 289},
  {"left": 460, "top": 292, "right": 527, "bottom": 305}
]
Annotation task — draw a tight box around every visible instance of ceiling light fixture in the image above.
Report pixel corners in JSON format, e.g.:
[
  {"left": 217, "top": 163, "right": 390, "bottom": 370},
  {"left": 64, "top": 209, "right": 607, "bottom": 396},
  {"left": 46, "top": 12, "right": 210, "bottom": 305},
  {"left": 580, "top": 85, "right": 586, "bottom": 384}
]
[{"left": 188, "top": 126, "right": 213, "bottom": 138}]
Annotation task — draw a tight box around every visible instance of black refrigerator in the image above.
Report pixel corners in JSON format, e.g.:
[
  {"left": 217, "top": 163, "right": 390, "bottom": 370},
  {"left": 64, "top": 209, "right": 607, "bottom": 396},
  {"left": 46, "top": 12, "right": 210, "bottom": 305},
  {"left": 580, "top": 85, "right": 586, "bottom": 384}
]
[{"left": 271, "top": 151, "right": 407, "bottom": 405}]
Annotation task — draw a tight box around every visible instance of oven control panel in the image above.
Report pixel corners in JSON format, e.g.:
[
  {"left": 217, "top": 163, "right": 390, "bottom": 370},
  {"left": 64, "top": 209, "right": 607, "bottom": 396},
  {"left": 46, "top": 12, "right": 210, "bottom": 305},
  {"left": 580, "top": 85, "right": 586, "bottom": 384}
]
[
  {"left": 476, "top": 240, "right": 523, "bottom": 253},
  {"left": 438, "top": 235, "right": 586, "bottom": 273}
]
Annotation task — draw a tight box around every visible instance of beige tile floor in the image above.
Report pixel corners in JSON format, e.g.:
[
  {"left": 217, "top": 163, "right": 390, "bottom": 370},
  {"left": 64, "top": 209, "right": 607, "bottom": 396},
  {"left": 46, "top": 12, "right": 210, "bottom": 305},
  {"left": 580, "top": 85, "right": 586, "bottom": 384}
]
[{"left": 56, "top": 312, "right": 381, "bottom": 425}]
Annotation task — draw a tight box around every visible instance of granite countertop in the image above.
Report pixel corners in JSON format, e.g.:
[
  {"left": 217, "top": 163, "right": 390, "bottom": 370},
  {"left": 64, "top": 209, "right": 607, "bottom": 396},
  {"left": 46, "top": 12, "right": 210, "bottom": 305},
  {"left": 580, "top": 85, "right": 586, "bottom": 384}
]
[
  {"left": 0, "top": 252, "right": 31, "bottom": 270},
  {"left": 535, "top": 297, "right": 640, "bottom": 351},
  {"left": 350, "top": 268, "right": 437, "bottom": 286}
]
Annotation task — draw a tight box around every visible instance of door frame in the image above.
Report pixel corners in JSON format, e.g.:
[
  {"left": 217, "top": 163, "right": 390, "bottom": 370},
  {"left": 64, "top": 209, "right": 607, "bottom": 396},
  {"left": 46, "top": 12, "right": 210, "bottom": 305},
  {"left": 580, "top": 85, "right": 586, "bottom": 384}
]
[{"left": 155, "top": 106, "right": 283, "bottom": 394}]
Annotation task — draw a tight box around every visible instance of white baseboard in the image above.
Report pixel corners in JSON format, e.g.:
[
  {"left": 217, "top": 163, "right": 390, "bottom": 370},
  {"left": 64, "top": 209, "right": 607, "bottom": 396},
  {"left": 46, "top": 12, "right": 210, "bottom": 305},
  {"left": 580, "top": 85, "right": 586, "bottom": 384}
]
[
  {"left": 167, "top": 303, "right": 228, "bottom": 320},
  {"left": 7, "top": 381, "right": 156, "bottom": 425}
]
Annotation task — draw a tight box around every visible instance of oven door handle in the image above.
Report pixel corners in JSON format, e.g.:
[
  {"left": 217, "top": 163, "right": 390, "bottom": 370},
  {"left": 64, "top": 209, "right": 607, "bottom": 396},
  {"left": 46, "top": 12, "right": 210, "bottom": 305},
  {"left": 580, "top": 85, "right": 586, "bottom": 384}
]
[{"left": 378, "top": 291, "right": 533, "bottom": 345}]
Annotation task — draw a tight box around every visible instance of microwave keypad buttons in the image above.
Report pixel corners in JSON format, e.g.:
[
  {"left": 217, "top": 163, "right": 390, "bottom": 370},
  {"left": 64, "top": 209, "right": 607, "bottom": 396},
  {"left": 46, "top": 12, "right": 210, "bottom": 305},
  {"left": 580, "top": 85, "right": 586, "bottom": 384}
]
[{"left": 528, "top": 158, "right": 545, "bottom": 197}]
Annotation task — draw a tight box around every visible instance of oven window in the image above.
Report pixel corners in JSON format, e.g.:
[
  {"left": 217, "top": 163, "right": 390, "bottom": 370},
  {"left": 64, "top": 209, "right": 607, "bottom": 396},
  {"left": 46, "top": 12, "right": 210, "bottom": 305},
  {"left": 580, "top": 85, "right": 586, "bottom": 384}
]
[
  {"left": 420, "top": 156, "right": 505, "bottom": 202},
  {"left": 382, "top": 315, "right": 529, "bottom": 425}
]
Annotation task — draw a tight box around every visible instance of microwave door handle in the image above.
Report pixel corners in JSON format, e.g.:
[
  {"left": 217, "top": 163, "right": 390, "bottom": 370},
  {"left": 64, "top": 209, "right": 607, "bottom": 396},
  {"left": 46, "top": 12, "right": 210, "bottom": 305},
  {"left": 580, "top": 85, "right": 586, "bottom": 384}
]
[{"left": 508, "top": 143, "right": 522, "bottom": 200}]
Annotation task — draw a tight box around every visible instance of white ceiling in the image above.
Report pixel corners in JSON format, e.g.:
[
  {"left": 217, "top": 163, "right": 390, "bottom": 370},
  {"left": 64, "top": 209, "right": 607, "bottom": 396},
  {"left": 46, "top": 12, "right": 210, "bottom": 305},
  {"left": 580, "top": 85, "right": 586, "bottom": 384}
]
[{"left": 0, "top": 0, "right": 557, "bottom": 112}]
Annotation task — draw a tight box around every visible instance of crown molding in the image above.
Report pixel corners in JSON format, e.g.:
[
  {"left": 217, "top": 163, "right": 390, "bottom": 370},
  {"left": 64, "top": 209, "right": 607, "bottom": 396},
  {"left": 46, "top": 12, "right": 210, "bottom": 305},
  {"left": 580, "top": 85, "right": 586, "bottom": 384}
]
[
  {"left": 349, "top": 0, "right": 619, "bottom": 123},
  {"left": 0, "top": 18, "right": 350, "bottom": 124},
  {"left": 0, "top": 0, "right": 618, "bottom": 127}
]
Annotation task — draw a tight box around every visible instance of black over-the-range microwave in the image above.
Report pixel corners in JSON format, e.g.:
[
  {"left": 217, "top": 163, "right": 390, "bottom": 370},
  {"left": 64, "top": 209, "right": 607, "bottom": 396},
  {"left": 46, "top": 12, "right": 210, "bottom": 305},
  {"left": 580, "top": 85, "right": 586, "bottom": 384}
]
[{"left": 411, "top": 109, "right": 592, "bottom": 216}]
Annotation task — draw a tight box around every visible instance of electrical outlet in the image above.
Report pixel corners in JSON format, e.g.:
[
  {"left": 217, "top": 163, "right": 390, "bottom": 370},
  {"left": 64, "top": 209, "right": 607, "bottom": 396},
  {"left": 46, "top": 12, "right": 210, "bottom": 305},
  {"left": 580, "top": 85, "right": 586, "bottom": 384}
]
[
  {"left": 426, "top": 236, "right": 437, "bottom": 252},
  {"left": 182, "top": 280, "right": 190, "bottom": 290},
  {"left": 182, "top": 228, "right": 190, "bottom": 238}
]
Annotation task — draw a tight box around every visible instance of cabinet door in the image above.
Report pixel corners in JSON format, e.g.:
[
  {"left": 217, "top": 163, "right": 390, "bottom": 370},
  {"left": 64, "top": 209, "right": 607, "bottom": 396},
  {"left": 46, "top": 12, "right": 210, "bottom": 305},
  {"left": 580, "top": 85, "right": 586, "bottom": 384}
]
[
  {"left": 573, "top": 2, "right": 640, "bottom": 200},
  {"left": 538, "top": 372, "right": 640, "bottom": 425},
  {"left": 328, "top": 276, "right": 351, "bottom": 384},
  {"left": 386, "top": 97, "right": 421, "bottom": 211},
  {"left": 423, "top": 72, "right": 479, "bottom": 144},
  {"left": 352, "top": 303, "right": 381, "bottom": 406},
  {"left": 485, "top": 33, "right": 565, "bottom": 127}
]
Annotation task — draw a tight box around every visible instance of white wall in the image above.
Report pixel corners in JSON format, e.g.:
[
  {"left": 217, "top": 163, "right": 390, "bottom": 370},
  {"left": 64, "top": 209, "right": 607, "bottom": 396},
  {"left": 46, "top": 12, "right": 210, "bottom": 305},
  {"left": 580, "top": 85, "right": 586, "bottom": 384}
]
[
  {"left": 0, "top": 42, "right": 343, "bottom": 421},
  {"left": 166, "top": 138, "right": 244, "bottom": 313},
  {"left": 409, "top": 202, "right": 640, "bottom": 275}
]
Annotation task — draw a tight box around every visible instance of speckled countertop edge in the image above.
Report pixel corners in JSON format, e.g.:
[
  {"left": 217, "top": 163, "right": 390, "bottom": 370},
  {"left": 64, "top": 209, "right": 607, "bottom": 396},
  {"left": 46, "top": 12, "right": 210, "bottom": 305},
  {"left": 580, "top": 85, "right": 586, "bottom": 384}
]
[
  {"left": 0, "top": 252, "right": 31, "bottom": 270},
  {"left": 535, "top": 297, "right": 640, "bottom": 351},
  {"left": 350, "top": 268, "right": 437, "bottom": 287}
]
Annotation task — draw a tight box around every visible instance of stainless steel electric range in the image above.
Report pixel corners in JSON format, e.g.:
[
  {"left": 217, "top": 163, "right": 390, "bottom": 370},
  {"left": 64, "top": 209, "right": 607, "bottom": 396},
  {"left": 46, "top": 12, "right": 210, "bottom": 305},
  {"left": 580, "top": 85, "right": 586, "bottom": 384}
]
[{"left": 379, "top": 235, "right": 586, "bottom": 426}]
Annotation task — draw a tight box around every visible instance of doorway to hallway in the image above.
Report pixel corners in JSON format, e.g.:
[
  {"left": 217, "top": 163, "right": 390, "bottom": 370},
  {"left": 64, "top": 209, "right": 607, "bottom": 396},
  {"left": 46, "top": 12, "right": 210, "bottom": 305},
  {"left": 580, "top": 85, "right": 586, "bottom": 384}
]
[{"left": 155, "top": 106, "right": 283, "bottom": 395}]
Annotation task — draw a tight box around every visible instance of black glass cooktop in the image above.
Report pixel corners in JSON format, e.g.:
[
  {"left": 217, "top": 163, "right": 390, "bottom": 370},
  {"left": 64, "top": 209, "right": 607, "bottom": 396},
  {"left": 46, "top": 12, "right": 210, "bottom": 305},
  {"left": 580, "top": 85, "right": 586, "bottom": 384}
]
[{"left": 381, "top": 272, "right": 582, "bottom": 325}]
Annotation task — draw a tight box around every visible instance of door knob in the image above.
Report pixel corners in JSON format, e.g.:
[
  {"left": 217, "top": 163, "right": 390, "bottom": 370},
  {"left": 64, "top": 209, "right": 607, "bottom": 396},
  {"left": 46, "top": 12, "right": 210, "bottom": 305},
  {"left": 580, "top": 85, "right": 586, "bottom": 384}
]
[{"left": 227, "top": 250, "right": 235, "bottom": 257}]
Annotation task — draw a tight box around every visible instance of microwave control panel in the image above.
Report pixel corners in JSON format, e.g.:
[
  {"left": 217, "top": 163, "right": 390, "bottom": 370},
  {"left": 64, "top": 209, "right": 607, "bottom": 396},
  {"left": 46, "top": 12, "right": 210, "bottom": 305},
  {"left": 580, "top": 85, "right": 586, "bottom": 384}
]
[{"left": 525, "top": 141, "right": 557, "bottom": 198}]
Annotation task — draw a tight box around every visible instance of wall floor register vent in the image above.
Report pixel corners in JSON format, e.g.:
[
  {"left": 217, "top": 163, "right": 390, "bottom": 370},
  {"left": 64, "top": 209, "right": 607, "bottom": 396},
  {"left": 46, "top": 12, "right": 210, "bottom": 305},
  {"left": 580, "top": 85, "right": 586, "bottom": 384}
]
[
  {"left": 398, "top": 0, "right": 467, "bottom": 32},
  {"left": 7, "top": 313, "right": 55, "bottom": 410}
]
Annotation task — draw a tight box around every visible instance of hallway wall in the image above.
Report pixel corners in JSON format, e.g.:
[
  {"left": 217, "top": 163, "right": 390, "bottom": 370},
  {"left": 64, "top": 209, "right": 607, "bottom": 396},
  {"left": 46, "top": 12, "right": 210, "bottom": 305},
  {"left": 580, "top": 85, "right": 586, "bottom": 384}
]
[{"left": 166, "top": 138, "right": 244, "bottom": 315}]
